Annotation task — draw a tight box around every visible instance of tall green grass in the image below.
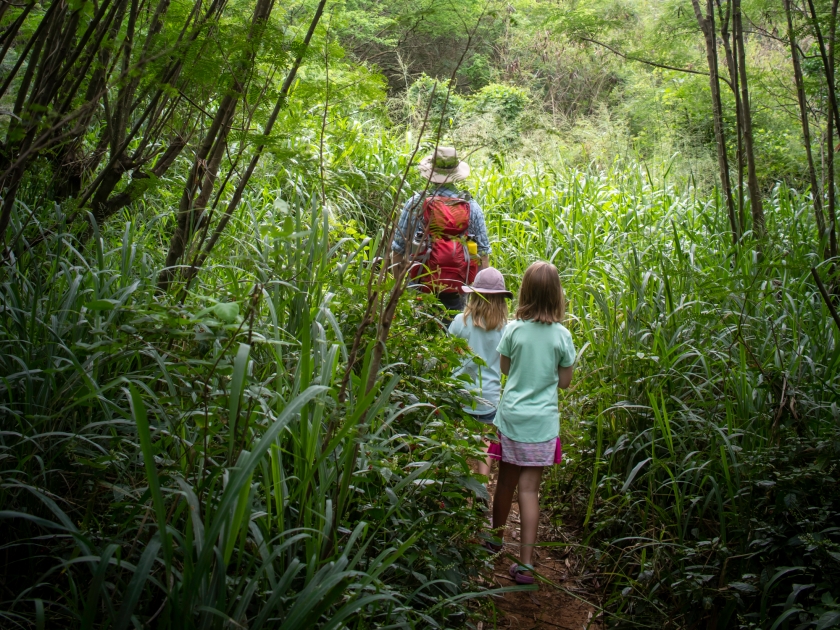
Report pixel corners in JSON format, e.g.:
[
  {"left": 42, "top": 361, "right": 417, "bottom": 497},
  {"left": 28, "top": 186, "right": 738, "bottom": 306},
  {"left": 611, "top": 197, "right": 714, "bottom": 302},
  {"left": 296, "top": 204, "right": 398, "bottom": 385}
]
[
  {"left": 3, "top": 111, "right": 839, "bottom": 628},
  {"left": 0, "top": 180, "right": 506, "bottom": 627},
  {"left": 469, "top": 157, "right": 840, "bottom": 628}
]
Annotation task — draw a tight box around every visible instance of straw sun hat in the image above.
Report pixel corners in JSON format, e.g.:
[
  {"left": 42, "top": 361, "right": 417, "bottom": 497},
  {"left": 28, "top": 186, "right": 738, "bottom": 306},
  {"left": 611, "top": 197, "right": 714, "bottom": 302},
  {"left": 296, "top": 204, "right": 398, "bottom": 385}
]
[
  {"left": 461, "top": 268, "right": 513, "bottom": 299},
  {"left": 418, "top": 146, "right": 471, "bottom": 184}
]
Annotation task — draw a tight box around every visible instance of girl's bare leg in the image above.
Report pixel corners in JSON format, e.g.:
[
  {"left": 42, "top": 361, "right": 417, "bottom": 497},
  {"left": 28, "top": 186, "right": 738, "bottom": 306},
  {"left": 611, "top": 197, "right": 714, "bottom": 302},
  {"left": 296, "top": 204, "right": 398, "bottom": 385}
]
[
  {"left": 517, "top": 466, "right": 544, "bottom": 567},
  {"left": 475, "top": 438, "right": 492, "bottom": 478},
  {"left": 492, "top": 461, "right": 521, "bottom": 536}
]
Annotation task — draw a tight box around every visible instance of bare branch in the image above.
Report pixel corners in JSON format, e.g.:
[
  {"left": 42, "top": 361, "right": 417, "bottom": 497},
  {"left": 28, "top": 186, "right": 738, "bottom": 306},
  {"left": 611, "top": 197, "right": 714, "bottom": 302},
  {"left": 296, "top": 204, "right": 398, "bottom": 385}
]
[{"left": 578, "top": 36, "right": 733, "bottom": 88}]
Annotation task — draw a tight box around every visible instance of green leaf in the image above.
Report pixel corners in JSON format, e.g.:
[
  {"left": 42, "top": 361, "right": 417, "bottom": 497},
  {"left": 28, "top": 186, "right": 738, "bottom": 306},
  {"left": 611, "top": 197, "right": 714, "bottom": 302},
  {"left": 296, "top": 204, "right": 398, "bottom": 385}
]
[
  {"left": 186, "top": 385, "right": 329, "bottom": 607},
  {"left": 260, "top": 225, "right": 282, "bottom": 238},
  {"left": 86, "top": 299, "right": 117, "bottom": 310},
  {"left": 128, "top": 385, "right": 172, "bottom": 577},
  {"left": 81, "top": 544, "right": 119, "bottom": 630},
  {"left": 282, "top": 216, "right": 294, "bottom": 235},
  {"left": 114, "top": 537, "right": 162, "bottom": 630},
  {"left": 620, "top": 457, "right": 652, "bottom": 493},
  {"left": 770, "top": 608, "right": 803, "bottom": 630},
  {"left": 224, "top": 451, "right": 253, "bottom": 566},
  {"left": 817, "top": 611, "right": 840, "bottom": 630},
  {"left": 228, "top": 343, "right": 250, "bottom": 463},
  {"left": 34, "top": 599, "right": 44, "bottom": 630},
  {"left": 458, "top": 475, "right": 489, "bottom": 501},
  {"left": 213, "top": 302, "right": 240, "bottom": 323}
]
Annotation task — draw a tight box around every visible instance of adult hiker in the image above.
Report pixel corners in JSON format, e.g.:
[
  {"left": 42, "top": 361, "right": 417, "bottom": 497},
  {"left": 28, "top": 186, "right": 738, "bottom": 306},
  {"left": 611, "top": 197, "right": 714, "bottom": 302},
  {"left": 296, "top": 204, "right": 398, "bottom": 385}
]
[{"left": 391, "top": 146, "right": 491, "bottom": 312}]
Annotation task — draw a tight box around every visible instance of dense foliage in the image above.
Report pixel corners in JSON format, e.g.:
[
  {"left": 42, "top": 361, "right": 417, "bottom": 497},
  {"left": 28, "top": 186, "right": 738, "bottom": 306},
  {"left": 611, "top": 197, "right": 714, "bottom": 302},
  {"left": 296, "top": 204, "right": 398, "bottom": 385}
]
[
  {"left": 482, "top": 162, "right": 840, "bottom": 628},
  {"left": 3, "top": 0, "right": 840, "bottom": 628},
  {"left": 0, "top": 179, "right": 503, "bottom": 627}
]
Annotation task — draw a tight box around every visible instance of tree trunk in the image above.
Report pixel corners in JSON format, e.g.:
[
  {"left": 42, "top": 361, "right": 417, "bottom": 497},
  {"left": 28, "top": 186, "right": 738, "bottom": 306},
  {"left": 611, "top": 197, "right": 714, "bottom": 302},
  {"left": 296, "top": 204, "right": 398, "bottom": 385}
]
[
  {"left": 158, "top": 94, "right": 237, "bottom": 290},
  {"left": 807, "top": 0, "right": 840, "bottom": 131},
  {"left": 0, "top": 0, "right": 252, "bottom": 255},
  {"left": 733, "top": 0, "right": 765, "bottom": 238},
  {"left": 691, "top": 0, "right": 739, "bottom": 245},
  {"left": 91, "top": 160, "right": 131, "bottom": 224},
  {"left": 77, "top": 0, "right": 207, "bottom": 215},
  {"left": 95, "top": 138, "right": 186, "bottom": 222},
  {"left": 157, "top": 0, "right": 275, "bottom": 291},
  {"left": 182, "top": 0, "right": 329, "bottom": 290},
  {"left": 829, "top": 0, "right": 840, "bottom": 261},
  {"left": 0, "top": 2, "right": 37, "bottom": 66},
  {"left": 806, "top": 0, "right": 839, "bottom": 259},
  {"left": 830, "top": 98, "right": 837, "bottom": 262},
  {"left": 0, "top": 0, "right": 89, "bottom": 241},
  {"left": 0, "top": 0, "right": 60, "bottom": 103},
  {"left": 717, "top": 0, "right": 745, "bottom": 236},
  {"left": 783, "top": 0, "right": 827, "bottom": 251}
]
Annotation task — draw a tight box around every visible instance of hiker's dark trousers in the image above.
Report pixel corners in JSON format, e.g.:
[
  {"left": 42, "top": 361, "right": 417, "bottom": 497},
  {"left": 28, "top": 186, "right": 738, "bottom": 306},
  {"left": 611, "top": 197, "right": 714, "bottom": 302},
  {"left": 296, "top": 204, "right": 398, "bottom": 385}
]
[{"left": 438, "top": 292, "right": 465, "bottom": 312}]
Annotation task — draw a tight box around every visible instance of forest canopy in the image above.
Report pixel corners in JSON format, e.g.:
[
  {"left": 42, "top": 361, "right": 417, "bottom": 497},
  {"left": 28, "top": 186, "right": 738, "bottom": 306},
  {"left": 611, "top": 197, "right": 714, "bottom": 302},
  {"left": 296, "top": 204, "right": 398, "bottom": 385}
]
[{"left": 1, "top": 0, "right": 840, "bottom": 628}]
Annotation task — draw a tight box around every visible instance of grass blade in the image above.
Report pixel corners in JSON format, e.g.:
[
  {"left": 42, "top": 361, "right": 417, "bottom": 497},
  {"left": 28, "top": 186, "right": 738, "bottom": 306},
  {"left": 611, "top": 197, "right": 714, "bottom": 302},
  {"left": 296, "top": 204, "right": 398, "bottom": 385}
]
[{"left": 127, "top": 384, "right": 173, "bottom": 577}]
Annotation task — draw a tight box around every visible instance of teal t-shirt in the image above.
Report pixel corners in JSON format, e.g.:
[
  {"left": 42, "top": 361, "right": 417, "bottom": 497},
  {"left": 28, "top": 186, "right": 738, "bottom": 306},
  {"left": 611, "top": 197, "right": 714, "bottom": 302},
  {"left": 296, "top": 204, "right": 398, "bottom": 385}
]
[
  {"left": 449, "top": 313, "right": 506, "bottom": 415},
  {"left": 494, "top": 320, "right": 576, "bottom": 443}
]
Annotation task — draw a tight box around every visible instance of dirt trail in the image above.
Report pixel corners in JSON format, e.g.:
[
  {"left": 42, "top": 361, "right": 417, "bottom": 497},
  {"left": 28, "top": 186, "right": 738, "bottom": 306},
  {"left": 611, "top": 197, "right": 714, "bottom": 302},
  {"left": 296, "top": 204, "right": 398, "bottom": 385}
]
[{"left": 479, "top": 469, "right": 603, "bottom": 630}]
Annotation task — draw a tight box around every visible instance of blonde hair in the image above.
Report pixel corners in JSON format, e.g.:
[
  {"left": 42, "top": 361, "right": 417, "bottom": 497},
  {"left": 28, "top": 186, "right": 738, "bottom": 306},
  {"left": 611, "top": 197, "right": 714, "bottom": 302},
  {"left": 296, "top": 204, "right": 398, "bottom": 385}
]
[
  {"left": 515, "top": 261, "right": 565, "bottom": 324},
  {"left": 464, "top": 292, "right": 508, "bottom": 330}
]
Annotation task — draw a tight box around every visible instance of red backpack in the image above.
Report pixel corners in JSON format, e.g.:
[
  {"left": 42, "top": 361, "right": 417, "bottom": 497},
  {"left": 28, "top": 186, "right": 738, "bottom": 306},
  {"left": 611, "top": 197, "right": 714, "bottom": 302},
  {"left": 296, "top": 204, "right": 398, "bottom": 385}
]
[{"left": 408, "top": 195, "right": 478, "bottom": 294}]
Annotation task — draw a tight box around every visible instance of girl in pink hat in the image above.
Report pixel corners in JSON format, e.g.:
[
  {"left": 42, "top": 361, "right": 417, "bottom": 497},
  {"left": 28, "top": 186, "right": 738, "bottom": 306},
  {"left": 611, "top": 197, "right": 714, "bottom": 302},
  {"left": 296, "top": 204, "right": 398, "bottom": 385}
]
[{"left": 448, "top": 267, "right": 513, "bottom": 480}]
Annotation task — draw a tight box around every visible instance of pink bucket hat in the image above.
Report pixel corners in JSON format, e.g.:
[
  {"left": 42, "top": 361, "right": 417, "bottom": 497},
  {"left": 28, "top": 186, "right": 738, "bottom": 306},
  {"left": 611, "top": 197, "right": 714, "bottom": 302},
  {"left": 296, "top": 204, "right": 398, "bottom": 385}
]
[{"left": 461, "top": 267, "right": 513, "bottom": 298}]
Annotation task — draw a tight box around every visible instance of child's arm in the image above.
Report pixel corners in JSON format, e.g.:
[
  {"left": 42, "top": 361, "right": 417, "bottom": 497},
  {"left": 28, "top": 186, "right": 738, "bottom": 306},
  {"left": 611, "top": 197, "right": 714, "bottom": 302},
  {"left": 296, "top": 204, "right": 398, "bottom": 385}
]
[
  {"left": 500, "top": 355, "right": 510, "bottom": 376},
  {"left": 558, "top": 365, "right": 573, "bottom": 389}
]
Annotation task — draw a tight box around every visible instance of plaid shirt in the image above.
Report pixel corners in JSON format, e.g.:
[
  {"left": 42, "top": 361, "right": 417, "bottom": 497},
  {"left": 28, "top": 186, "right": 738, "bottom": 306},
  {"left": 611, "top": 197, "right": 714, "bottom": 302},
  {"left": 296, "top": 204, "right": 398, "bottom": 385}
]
[{"left": 391, "top": 185, "right": 491, "bottom": 256}]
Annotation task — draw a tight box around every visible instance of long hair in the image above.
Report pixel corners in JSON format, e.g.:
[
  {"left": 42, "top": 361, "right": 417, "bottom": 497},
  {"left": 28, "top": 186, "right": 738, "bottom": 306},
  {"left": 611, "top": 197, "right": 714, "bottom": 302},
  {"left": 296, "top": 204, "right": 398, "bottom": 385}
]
[
  {"left": 515, "top": 261, "right": 565, "bottom": 324},
  {"left": 464, "top": 292, "right": 508, "bottom": 331}
]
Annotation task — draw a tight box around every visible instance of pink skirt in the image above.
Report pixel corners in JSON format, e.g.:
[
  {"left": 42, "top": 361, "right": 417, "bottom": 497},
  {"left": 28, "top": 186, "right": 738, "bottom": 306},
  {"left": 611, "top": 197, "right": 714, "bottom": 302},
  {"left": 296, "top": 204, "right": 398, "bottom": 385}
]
[{"left": 487, "top": 432, "right": 562, "bottom": 466}]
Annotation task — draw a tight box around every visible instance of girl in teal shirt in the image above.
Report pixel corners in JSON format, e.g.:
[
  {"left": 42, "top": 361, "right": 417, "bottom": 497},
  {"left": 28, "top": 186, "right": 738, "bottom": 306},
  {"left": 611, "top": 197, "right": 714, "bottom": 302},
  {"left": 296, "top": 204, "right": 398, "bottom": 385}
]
[{"left": 490, "top": 261, "right": 576, "bottom": 585}]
